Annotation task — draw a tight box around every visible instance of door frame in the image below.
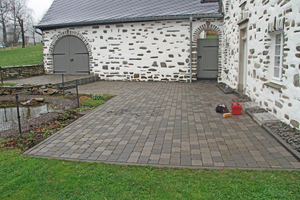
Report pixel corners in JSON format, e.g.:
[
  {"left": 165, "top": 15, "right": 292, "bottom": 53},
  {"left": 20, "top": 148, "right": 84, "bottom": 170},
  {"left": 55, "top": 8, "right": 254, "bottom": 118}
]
[
  {"left": 238, "top": 22, "right": 248, "bottom": 92},
  {"left": 191, "top": 22, "right": 223, "bottom": 82}
]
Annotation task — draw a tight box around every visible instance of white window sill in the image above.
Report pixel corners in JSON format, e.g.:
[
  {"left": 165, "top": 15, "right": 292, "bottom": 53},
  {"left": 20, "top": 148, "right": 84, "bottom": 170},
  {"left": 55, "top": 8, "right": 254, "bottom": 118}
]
[{"left": 264, "top": 81, "right": 282, "bottom": 91}]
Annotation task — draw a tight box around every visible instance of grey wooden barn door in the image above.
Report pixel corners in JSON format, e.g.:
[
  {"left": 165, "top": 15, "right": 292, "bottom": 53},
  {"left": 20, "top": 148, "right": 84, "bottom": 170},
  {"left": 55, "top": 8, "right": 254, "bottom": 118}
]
[
  {"left": 197, "top": 39, "right": 219, "bottom": 79},
  {"left": 53, "top": 36, "right": 89, "bottom": 74}
]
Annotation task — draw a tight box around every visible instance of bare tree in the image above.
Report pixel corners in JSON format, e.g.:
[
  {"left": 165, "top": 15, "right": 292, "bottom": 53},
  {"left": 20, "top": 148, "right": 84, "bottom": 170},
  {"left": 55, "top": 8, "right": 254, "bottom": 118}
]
[
  {"left": 10, "top": 0, "right": 32, "bottom": 48},
  {"left": 0, "top": 0, "right": 10, "bottom": 46},
  {"left": 1, "top": 0, "right": 35, "bottom": 47}
]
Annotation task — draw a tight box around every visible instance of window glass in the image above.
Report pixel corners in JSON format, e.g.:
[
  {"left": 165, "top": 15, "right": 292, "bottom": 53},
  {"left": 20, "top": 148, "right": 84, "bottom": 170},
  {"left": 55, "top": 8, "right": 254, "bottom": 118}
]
[
  {"left": 274, "top": 67, "right": 280, "bottom": 78},
  {"left": 274, "top": 56, "right": 280, "bottom": 66},
  {"left": 275, "top": 45, "right": 281, "bottom": 55},
  {"left": 273, "top": 33, "right": 283, "bottom": 80},
  {"left": 275, "top": 34, "right": 281, "bottom": 44}
]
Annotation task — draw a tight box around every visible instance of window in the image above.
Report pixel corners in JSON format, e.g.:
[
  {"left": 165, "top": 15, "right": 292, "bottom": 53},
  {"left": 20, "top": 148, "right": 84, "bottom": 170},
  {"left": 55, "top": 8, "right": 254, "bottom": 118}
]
[{"left": 273, "top": 33, "right": 283, "bottom": 81}]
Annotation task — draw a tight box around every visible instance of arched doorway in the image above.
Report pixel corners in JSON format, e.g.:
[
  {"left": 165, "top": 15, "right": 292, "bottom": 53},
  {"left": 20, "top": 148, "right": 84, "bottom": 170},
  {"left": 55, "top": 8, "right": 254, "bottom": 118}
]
[
  {"left": 197, "top": 30, "right": 219, "bottom": 79},
  {"left": 53, "top": 36, "right": 89, "bottom": 74}
]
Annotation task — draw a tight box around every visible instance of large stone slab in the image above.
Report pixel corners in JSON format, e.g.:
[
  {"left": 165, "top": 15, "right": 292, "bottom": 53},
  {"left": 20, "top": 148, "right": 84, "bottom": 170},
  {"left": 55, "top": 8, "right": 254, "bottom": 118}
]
[
  {"left": 240, "top": 101, "right": 260, "bottom": 111},
  {"left": 253, "top": 112, "right": 280, "bottom": 126}
]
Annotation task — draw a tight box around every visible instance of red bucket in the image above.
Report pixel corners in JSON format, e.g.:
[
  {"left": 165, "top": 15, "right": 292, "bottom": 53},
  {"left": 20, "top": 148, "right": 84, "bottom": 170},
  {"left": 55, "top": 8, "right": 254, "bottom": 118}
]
[{"left": 232, "top": 102, "right": 242, "bottom": 115}]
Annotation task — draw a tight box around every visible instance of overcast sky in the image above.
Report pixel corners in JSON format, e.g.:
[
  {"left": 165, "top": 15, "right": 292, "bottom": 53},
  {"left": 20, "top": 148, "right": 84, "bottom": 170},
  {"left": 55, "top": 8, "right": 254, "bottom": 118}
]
[{"left": 27, "top": 0, "right": 54, "bottom": 22}]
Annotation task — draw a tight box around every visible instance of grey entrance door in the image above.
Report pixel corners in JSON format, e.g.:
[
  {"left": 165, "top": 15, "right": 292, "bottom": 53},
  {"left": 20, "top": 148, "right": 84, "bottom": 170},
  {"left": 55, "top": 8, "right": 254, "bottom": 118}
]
[
  {"left": 53, "top": 36, "right": 89, "bottom": 74},
  {"left": 197, "top": 39, "right": 219, "bottom": 79}
]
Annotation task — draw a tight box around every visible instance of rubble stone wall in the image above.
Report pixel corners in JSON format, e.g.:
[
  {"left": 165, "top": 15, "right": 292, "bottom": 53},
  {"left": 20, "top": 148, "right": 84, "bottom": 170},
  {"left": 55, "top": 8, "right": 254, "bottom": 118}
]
[
  {"left": 222, "top": 0, "right": 300, "bottom": 129},
  {"left": 42, "top": 18, "right": 223, "bottom": 82},
  {"left": 1, "top": 64, "right": 44, "bottom": 80}
]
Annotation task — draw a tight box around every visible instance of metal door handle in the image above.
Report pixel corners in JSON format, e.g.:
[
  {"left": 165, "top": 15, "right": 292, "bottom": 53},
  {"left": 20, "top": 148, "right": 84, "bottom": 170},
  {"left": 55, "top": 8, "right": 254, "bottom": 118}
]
[
  {"left": 70, "top": 59, "right": 74, "bottom": 62},
  {"left": 198, "top": 56, "right": 202, "bottom": 59}
]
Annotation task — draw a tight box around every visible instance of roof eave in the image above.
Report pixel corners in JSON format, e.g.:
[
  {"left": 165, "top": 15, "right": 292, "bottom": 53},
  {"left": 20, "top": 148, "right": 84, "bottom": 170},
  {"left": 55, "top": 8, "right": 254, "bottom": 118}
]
[{"left": 36, "top": 13, "right": 223, "bottom": 30}]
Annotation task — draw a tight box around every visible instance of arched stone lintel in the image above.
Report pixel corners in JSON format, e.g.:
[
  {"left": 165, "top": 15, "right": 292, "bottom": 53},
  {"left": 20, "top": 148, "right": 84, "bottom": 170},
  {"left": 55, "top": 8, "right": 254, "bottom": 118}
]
[
  {"left": 191, "top": 22, "right": 223, "bottom": 81},
  {"left": 48, "top": 30, "right": 92, "bottom": 57},
  {"left": 47, "top": 30, "right": 93, "bottom": 74}
]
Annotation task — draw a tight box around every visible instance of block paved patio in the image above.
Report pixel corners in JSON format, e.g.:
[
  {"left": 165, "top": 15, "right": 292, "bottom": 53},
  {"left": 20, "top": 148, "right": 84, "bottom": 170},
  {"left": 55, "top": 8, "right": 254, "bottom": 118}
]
[{"left": 23, "top": 80, "right": 300, "bottom": 170}]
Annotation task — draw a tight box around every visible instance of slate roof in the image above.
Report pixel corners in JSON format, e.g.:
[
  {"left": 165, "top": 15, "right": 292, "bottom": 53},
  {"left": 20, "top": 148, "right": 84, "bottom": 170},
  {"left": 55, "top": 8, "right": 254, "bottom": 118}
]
[{"left": 37, "top": 0, "right": 222, "bottom": 30}]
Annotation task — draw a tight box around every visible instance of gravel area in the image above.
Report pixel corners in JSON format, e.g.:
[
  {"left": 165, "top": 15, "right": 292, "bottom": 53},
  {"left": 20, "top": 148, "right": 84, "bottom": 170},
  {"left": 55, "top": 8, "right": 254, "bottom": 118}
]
[
  {"left": 232, "top": 95, "right": 252, "bottom": 102},
  {"left": 266, "top": 122, "right": 300, "bottom": 153},
  {"left": 216, "top": 82, "right": 234, "bottom": 94},
  {"left": 0, "top": 94, "right": 77, "bottom": 138}
]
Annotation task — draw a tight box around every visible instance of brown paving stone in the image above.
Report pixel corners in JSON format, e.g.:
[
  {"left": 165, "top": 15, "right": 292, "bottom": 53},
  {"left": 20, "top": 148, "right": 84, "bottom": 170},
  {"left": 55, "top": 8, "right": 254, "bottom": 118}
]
[{"left": 23, "top": 81, "right": 300, "bottom": 170}]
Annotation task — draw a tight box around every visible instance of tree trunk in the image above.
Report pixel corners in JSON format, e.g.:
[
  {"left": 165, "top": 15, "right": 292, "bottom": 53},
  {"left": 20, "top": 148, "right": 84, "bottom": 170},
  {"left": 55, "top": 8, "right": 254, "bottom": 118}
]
[
  {"left": 1, "top": 16, "right": 7, "bottom": 46},
  {"left": 17, "top": 17, "right": 25, "bottom": 48}
]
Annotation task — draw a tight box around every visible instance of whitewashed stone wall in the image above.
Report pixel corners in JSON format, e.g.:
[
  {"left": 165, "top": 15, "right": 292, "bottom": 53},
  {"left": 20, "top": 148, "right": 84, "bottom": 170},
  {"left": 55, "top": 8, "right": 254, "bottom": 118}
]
[
  {"left": 42, "top": 18, "right": 223, "bottom": 82},
  {"left": 221, "top": 0, "right": 300, "bottom": 129}
]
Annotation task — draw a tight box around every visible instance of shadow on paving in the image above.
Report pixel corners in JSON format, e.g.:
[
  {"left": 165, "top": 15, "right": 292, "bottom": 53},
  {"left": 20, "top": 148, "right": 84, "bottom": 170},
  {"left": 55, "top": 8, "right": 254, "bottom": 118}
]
[{"left": 23, "top": 81, "right": 300, "bottom": 170}]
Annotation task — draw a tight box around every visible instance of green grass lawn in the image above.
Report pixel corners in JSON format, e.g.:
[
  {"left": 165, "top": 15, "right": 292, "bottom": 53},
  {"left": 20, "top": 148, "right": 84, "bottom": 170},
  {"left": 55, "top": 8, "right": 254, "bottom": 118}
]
[
  {"left": 0, "top": 83, "right": 16, "bottom": 86},
  {"left": 0, "top": 44, "right": 43, "bottom": 67},
  {"left": 1, "top": 149, "right": 299, "bottom": 199}
]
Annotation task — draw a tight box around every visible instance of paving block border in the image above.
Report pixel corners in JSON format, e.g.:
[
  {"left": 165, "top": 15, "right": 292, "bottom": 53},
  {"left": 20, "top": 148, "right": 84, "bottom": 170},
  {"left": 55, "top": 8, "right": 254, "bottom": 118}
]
[{"left": 21, "top": 153, "right": 300, "bottom": 171}]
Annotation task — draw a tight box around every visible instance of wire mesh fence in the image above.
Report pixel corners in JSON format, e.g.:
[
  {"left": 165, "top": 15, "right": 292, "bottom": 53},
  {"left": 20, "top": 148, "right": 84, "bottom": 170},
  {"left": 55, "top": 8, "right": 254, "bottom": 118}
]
[
  {"left": 0, "top": 107, "right": 19, "bottom": 134},
  {"left": 0, "top": 103, "right": 62, "bottom": 138},
  {"left": 0, "top": 94, "right": 63, "bottom": 138},
  {"left": 0, "top": 86, "right": 80, "bottom": 138}
]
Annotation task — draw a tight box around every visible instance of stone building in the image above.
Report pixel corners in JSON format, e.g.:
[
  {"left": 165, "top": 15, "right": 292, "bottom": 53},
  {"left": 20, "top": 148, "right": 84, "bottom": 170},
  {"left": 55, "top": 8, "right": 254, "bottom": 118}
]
[
  {"left": 37, "top": 0, "right": 299, "bottom": 129},
  {"left": 36, "top": 0, "right": 223, "bottom": 82},
  {"left": 221, "top": 0, "right": 300, "bottom": 129}
]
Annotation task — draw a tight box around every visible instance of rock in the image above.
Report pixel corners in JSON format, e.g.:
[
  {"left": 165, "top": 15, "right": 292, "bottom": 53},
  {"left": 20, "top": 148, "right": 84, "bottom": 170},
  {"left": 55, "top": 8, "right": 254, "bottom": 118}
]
[
  {"left": 21, "top": 100, "right": 31, "bottom": 105},
  {"left": 45, "top": 89, "right": 58, "bottom": 95},
  {"left": 30, "top": 98, "right": 44, "bottom": 104}
]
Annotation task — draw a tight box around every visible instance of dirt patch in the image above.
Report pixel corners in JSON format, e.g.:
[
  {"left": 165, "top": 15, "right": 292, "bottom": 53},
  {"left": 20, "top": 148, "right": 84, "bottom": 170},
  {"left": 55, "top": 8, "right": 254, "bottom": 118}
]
[{"left": 0, "top": 93, "right": 114, "bottom": 151}]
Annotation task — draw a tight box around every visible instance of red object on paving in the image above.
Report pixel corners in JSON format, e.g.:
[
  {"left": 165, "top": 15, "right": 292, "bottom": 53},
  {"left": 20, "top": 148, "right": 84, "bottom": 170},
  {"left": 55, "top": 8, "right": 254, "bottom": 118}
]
[{"left": 232, "top": 102, "right": 242, "bottom": 115}]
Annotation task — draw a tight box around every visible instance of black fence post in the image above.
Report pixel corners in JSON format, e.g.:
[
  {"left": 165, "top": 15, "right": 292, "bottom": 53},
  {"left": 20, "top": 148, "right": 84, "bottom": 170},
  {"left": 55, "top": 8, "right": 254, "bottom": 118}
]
[
  {"left": 15, "top": 93, "right": 22, "bottom": 135},
  {"left": 62, "top": 74, "right": 65, "bottom": 96},
  {"left": 0, "top": 66, "right": 3, "bottom": 84},
  {"left": 76, "top": 79, "right": 79, "bottom": 108}
]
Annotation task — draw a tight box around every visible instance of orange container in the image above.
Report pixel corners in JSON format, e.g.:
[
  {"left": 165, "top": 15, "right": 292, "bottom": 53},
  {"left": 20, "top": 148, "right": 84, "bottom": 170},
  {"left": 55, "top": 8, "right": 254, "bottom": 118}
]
[{"left": 231, "top": 102, "right": 242, "bottom": 115}]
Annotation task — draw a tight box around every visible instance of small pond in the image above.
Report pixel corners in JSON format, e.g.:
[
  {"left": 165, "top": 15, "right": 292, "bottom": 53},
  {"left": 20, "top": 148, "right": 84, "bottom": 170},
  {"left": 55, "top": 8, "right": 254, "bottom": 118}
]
[{"left": 0, "top": 101, "right": 54, "bottom": 132}]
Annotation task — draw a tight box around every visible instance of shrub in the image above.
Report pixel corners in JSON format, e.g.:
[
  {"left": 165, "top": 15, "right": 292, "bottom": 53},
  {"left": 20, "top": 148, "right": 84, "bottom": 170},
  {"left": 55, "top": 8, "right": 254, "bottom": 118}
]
[
  {"left": 93, "top": 93, "right": 115, "bottom": 100},
  {"left": 57, "top": 110, "right": 75, "bottom": 121},
  {"left": 79, "top": 96, "right": 93, "bottom": 102},
  {"left": 93, "top": 93, "right": 104, "bottom": 100}
]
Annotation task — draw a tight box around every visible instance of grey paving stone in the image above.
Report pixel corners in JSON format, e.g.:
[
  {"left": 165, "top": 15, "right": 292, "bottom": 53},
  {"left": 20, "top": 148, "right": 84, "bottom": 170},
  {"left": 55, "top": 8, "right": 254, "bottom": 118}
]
[{"left": 22, "top": 81, "right": 300, "bottom": 170}]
